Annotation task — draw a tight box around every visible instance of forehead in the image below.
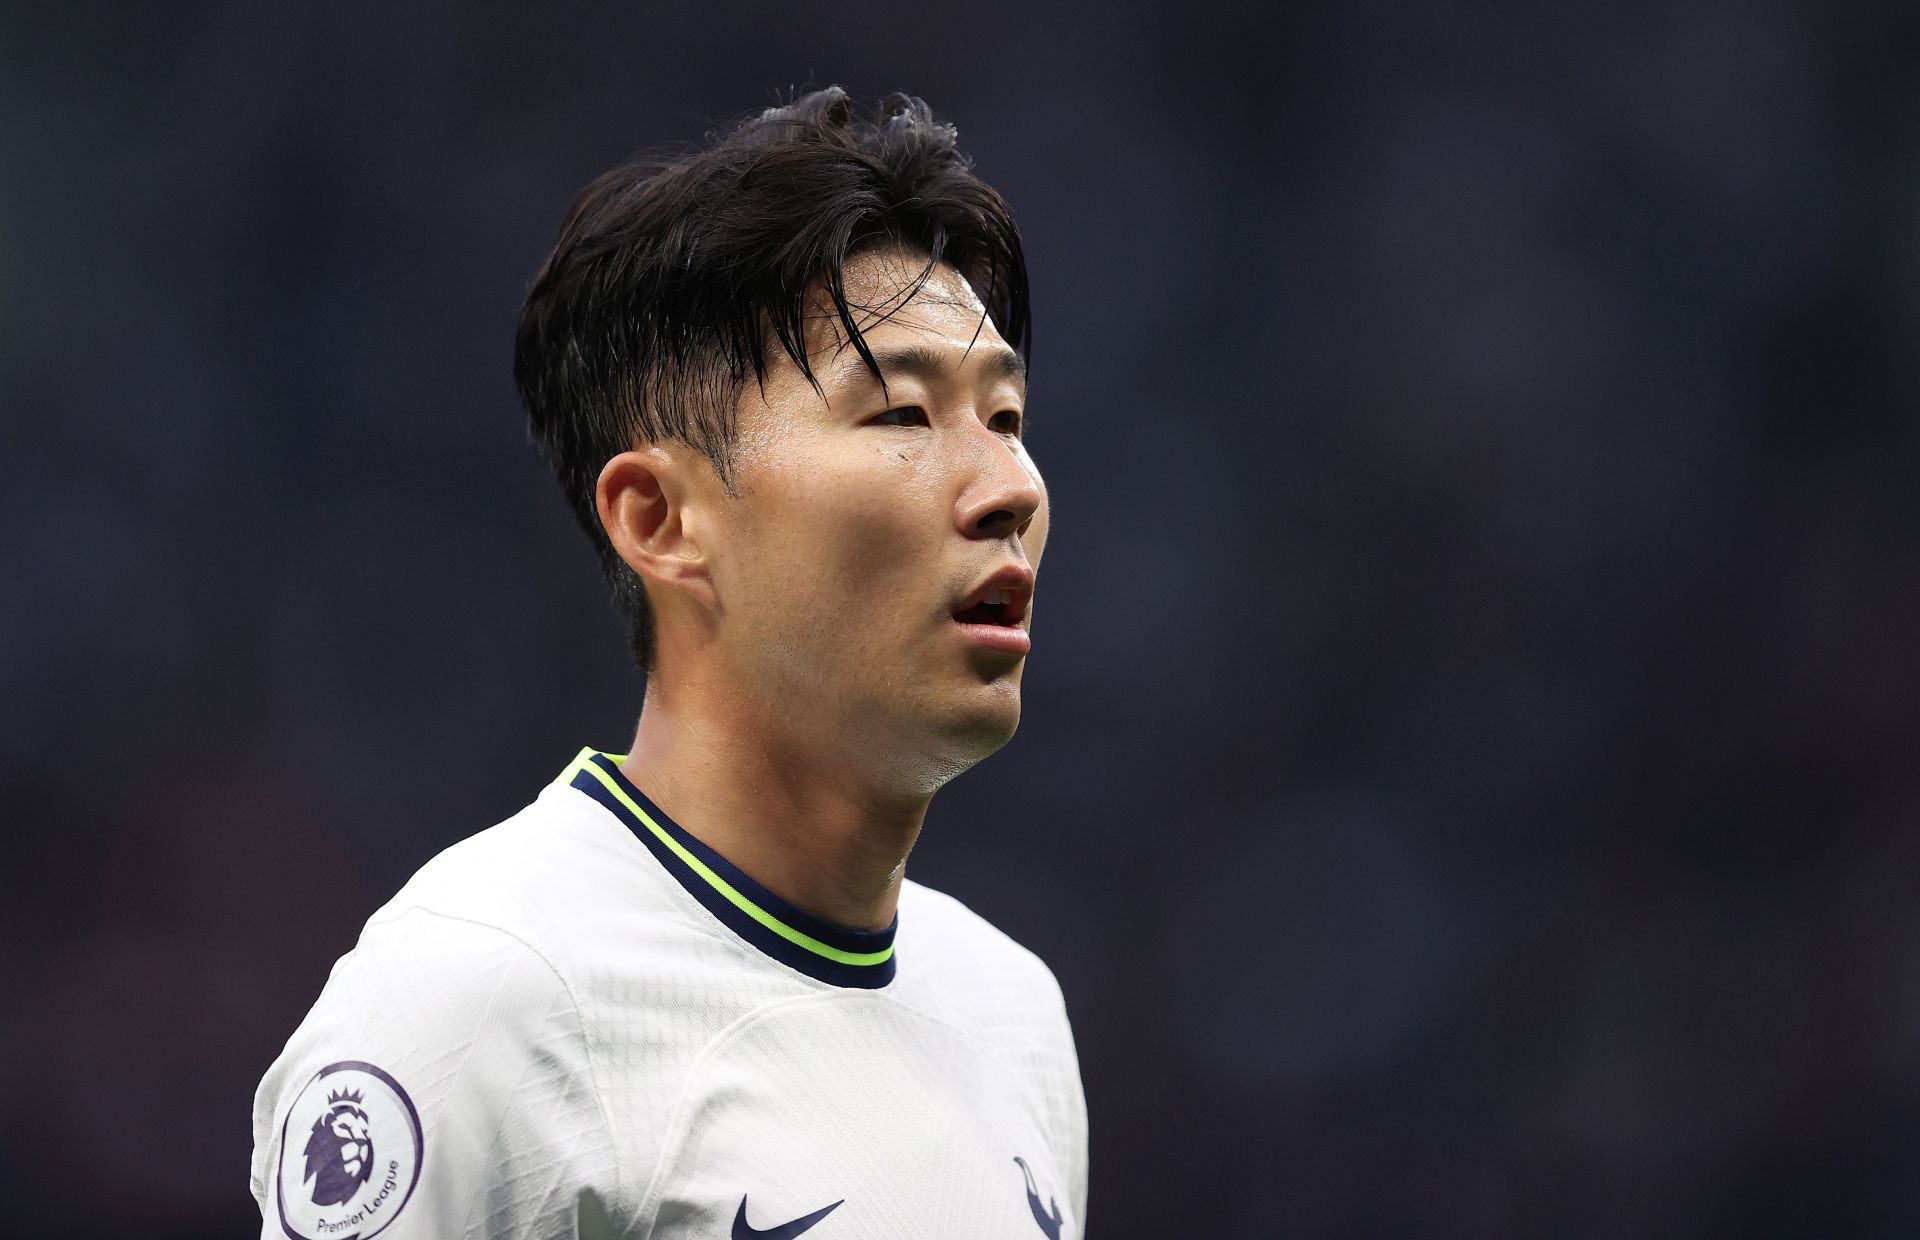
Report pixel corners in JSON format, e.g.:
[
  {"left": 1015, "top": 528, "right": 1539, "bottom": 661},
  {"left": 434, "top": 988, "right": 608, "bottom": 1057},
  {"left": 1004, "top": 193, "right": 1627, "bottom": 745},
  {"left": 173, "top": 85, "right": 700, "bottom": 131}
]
[
  {"left": 797, "top": 250, "right": 1012, "bottom": 392},
  {"left": 836, "top": 248, "right": 989, "bottom": 323},
  {"left": 726, "top": 250, "right": 1021, "bottom": 461}
]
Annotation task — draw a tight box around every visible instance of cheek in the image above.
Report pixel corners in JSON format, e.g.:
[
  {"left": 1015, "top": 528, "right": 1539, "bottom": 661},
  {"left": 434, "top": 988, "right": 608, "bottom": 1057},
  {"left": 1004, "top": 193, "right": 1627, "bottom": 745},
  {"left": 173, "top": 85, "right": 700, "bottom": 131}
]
[{"left": 754, "top": 452, "right": 937, "bottom": 626}]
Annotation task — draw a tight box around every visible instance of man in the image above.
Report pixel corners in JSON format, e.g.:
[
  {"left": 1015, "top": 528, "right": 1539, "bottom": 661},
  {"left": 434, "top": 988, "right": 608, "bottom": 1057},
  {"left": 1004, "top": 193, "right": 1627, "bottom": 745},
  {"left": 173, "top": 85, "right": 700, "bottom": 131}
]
[{"left": 249, "top": 86, "right": 1086, "bottom": 1239}]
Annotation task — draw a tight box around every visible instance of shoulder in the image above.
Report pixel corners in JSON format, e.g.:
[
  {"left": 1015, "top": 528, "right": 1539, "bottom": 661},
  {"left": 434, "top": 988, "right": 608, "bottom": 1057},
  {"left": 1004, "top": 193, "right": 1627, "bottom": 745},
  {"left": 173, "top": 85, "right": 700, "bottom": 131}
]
[
  {"left": 895, "top": 877, "right": 1072, "bottom": 1031},
  {"left": 248, "top": 782, "right": 651, "bottom": 1224},
  {"left": 367, "top": 781, "right": 621, "bottom": 940},
  {"left": 249, "top": 908, "right": 615, "bottom": 1232},
  {"left": 352, "top": 778, "right": 699, "bottom": 989},
  {"left": 251, "top": 781, "right": 658, "bottom": 1160},
  {"left": 893, "top": 876, "right": 1087, "bottom": 1201},
  {"left": 263, "top": 780, "right": 611, "bottom": 1099},
  {"left": 899, "top": 878, "right": 1060, "bottom": 977},
  {"left": 247, "top": 776, "right": 661, "bottom": 1230},
  {"left": 251, "top": 910, "right": 581, "bottom": 1146}
]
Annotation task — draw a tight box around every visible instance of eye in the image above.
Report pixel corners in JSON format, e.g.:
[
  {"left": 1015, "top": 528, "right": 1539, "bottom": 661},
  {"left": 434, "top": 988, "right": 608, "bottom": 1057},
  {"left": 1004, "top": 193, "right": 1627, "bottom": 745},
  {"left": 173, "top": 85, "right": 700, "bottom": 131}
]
[
  {"left": 994, "top": 409, "right": 1024, "bottom": 437},
  {"left": 870, "top": 405, "right": 929, "bottom": 427}
]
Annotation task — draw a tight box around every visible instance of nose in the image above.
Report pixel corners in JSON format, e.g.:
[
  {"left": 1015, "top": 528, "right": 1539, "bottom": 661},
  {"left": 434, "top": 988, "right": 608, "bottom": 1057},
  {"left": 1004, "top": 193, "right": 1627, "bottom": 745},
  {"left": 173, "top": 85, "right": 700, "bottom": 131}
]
[{"left": 955, "top": 420, "right": 1044, "bottom": 542}]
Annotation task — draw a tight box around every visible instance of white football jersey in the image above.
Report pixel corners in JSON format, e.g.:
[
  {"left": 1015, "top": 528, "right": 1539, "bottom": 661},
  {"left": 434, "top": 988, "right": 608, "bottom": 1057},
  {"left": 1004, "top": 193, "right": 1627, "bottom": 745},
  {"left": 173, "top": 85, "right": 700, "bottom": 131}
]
[{"left": 250, "top": 747, "right": 1088, "bottom": 1240}]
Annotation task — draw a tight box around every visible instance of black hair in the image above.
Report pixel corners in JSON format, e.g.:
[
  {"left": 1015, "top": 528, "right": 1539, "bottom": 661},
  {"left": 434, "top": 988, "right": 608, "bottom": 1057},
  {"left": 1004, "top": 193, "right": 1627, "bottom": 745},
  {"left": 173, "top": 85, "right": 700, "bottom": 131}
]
[{"left": 513, "top": 86, "right": 1031, "bottom": 677}]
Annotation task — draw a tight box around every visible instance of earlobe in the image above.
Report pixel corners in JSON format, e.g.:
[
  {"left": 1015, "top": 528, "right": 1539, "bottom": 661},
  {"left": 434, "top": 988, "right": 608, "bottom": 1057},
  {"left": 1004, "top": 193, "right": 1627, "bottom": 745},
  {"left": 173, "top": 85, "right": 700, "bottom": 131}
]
[{"left": 596, "top": 448, "right": 714, "bottom": 603}]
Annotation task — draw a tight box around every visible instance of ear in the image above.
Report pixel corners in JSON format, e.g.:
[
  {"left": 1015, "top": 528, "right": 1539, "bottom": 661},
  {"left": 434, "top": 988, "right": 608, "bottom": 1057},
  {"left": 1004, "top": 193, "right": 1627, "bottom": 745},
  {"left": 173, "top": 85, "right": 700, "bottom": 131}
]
[{"left": 595, "top": 444, "right": 719, "bottom": 612}]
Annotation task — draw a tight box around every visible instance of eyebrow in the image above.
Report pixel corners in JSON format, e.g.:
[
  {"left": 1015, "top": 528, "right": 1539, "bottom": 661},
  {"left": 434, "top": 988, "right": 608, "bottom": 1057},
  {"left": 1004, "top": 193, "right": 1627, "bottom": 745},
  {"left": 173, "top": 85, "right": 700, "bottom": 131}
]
[{"left": 827, "top": 340, "right": 1028, "bottom": 399}]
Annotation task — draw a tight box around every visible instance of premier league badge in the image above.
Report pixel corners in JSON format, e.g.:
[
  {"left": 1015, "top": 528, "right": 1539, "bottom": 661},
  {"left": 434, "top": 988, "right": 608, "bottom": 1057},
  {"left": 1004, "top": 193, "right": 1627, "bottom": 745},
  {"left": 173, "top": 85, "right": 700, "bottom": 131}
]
[{"left": 276, "top": 1061, "right": 423, "bottom": 1239}]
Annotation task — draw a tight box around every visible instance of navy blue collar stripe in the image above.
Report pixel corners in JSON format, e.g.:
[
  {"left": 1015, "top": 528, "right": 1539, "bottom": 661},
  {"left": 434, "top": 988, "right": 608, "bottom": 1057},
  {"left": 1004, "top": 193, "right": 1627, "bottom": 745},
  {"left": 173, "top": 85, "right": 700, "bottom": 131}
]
[{"left": 567, "top": 751, "right": 897, "bottom": 989}]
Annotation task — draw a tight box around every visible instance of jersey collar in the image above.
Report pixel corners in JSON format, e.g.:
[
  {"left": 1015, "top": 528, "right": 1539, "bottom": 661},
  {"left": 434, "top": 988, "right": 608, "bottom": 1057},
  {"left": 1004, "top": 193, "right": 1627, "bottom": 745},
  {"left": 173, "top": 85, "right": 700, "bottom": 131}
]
[{"left": 555, "top": 746, "right": 898, "bottom": 989}]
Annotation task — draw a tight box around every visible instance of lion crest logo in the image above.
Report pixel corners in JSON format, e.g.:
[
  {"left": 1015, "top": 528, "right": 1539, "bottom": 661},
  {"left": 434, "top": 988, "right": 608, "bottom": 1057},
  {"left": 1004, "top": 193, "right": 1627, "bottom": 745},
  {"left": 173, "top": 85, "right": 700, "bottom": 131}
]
[
  {"left": 302, "top": 1086, "right": 375, "bottom": 1206},
  {"left": 277, "top": 1061, "right": 423, "bottom": 1240}
]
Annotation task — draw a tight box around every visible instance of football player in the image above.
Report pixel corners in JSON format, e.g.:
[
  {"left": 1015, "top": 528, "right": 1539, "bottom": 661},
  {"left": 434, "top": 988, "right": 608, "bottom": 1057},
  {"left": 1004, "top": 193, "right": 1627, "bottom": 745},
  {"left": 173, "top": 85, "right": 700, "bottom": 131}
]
[{"left": 250, "top": 86, "right": 1084, "bottom": 1239}]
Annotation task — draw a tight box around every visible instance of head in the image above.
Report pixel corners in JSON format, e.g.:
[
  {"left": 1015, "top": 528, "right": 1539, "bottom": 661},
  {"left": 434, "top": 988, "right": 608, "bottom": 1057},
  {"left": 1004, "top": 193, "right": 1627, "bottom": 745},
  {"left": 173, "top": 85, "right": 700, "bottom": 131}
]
[
  {"left": 302, "top": 1097, "right": 374, "bottom": 1206},
  {"left": 515, "top": 87, "right": 1049, "bottom": 794}
]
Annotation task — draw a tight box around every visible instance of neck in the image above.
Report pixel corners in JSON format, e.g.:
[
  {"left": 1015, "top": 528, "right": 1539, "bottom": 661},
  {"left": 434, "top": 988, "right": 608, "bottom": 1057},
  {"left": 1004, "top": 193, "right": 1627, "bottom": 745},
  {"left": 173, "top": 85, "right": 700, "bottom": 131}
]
[{"left": 621, "top": 671, "right": 932, "bottom": 933}]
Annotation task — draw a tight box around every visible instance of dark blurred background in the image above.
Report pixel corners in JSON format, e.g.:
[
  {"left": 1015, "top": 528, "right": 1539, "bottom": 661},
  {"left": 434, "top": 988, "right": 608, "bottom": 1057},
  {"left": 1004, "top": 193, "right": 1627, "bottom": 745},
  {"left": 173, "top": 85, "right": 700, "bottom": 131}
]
[{"left": 4, "top": 1, "right": 1918, "bottom": 1235}]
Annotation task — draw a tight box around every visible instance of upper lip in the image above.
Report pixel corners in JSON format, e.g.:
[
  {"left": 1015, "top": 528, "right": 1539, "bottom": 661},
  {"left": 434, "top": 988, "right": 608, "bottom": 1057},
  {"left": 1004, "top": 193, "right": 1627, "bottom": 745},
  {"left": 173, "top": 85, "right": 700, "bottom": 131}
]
[{"left": 952, "top": 563, "right": 1034, "bottom": 626}]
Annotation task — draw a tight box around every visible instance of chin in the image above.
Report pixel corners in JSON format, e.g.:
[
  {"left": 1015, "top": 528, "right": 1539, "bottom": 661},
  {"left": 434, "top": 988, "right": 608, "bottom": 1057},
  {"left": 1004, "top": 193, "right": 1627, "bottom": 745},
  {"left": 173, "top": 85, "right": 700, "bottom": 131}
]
[
  {"left": 950, "top": 690, "right": 1022, "bottom": 753},
  {"left": 890, "top": 703, "right": 1023, "bottom": 795}
]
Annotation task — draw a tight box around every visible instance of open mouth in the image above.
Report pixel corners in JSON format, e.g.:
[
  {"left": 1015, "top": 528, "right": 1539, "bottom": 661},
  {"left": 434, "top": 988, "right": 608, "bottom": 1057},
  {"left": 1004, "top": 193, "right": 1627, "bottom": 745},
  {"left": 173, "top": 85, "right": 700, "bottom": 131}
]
[
  {"left": 951, "top": 600, "right": 1017, "bottom": 626},
  {"left": 948, "top": 584, "right": 1032, "bottom": 655}
]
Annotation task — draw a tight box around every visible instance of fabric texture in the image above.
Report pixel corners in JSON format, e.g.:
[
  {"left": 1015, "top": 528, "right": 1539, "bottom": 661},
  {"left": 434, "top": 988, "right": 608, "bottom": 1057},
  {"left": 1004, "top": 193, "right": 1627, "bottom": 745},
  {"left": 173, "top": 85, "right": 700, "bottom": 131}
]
[{"left": 250, "top": 750, "right": 1088, "bottom": 1239}]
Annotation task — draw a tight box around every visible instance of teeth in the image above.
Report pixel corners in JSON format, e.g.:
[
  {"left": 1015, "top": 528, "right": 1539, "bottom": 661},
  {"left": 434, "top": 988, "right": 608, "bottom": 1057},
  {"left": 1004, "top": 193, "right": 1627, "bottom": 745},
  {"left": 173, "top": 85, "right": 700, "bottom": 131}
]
[{"left": 983, "top": 587, "right": 1013, "bottom": 607}]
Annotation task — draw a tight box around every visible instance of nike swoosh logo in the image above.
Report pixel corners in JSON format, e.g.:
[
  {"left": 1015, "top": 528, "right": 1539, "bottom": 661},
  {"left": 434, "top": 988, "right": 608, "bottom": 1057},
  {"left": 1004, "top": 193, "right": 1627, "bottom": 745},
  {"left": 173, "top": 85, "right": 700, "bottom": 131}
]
[{"left": 732, "top": 1194, "right": 844, "bottom": 1239}]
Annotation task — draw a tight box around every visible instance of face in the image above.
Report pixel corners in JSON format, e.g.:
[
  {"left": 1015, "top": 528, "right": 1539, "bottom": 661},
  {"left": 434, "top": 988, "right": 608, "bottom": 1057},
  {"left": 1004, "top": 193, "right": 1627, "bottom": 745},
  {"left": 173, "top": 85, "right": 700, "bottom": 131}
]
[
  {"left": 329, "top": 1107, "right": 370, "bottom": 1176},
  {"left": 695, "top": 249, "right": 1050, "bottom": 794}
]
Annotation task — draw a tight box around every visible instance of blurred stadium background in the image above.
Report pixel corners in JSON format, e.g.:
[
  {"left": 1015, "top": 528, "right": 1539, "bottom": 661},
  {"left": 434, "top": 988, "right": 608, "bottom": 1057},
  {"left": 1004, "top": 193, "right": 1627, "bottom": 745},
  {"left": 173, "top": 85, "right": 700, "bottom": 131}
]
[{"left": 3, "top": 1, "right": 1917, "bottom": 1235}]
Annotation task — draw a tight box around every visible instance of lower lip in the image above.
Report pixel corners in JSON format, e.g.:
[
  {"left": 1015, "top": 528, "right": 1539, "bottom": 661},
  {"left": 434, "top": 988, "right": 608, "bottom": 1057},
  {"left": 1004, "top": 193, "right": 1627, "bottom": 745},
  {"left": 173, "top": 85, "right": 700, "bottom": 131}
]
[{"left": 950, "top": 618, "right": 1031, "bottom": 655}]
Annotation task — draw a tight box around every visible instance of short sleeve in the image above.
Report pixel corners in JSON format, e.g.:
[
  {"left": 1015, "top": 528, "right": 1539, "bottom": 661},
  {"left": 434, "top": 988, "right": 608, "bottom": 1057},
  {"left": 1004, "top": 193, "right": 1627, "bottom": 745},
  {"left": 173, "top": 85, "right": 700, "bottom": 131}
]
[{"left": 250, "top": 908, "right": 620, "bottom": 1239}]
